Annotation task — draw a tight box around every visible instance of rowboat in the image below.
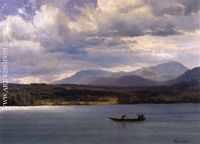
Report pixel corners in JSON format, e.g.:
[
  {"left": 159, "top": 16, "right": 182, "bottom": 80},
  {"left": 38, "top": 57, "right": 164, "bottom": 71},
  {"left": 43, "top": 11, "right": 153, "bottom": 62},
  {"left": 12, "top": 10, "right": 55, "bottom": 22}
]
[{"left": 109, "top": 114, "right": 145, "bottom": 122}]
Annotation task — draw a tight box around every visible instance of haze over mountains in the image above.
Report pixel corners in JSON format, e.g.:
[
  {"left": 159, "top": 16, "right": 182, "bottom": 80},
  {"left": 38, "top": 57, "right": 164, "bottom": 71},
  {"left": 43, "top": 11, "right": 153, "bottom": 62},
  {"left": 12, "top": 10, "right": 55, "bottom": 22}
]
[{"left": 56, "top": 61, "right": 197, "bottom": 87}]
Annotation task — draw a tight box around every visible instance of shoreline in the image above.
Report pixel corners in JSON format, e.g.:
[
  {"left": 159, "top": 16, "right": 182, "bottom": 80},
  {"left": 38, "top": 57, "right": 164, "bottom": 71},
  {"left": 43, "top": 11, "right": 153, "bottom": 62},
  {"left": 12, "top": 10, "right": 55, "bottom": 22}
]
[{"left": 1, "top": 102, "right": 200, "bottom": 107}]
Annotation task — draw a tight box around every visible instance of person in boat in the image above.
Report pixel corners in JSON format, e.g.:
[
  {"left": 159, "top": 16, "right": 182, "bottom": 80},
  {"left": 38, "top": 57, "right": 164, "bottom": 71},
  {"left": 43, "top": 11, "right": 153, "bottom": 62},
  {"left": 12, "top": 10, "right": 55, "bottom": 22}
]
[
  {"left": 121, "top": 114, "right": 127, "bottom": 119},
  {"left": 137, "top": 114, "right": 145, "bottom": 120}
]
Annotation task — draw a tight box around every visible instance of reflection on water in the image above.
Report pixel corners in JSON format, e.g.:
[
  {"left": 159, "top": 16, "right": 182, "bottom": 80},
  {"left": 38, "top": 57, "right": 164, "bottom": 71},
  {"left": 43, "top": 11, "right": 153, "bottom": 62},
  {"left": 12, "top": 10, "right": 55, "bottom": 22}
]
[{"left": 0, "top": 104, "right": 200, "bottom": 144}]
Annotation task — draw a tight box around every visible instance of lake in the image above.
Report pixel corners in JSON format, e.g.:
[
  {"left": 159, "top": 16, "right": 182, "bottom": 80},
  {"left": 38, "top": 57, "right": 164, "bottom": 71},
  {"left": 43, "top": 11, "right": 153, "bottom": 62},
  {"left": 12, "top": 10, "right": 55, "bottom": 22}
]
[{"left": 0, "top": 104, "right": 200, "bottom": 144}]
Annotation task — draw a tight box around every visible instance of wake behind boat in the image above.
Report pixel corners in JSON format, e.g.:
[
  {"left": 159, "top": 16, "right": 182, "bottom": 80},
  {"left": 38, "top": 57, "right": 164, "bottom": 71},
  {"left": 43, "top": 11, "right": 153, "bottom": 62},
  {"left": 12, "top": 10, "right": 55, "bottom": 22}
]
[{"left": 109, "top": 114, "right": 146, "bottom": 122}]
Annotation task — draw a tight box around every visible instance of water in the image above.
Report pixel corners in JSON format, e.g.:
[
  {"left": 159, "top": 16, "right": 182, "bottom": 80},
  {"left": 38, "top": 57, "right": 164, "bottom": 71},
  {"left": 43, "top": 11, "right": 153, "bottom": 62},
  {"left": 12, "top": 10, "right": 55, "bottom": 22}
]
[{"left": 0, "top": 104, "right": 200, "bottom": 144}]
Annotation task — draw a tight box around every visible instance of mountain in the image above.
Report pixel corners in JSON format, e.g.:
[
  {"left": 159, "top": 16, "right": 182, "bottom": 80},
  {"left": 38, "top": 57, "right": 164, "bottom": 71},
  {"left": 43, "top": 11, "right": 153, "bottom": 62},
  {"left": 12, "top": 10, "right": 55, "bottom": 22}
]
[
  {"left": 169, "top": 67, "right": 200, "bottom": 85},
  {"left": 56, "top": 70, "right": 112, "bottom": 84},
  {"left": 131, "top": 61, "right": 188, "bottom": 82},
  {"left": 91, "top": 75, "right": 158, "bottom": 87},
  {"left": 90, "top": 61, "right": 188, "bottom": 87},
  {"left": 56, "top": 61, "right": 188, "bottom": 85}
]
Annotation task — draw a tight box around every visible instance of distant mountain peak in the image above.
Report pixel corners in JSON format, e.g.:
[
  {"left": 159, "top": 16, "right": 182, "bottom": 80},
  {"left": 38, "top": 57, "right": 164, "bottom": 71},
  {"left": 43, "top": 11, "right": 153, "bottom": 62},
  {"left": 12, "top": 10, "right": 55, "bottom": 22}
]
[
  {"left": 169, "top": 67, "right": 200, "bottom": 85},
  {"left": 55, "top": 61, "right": 188, "bottom": 85},
  {"left": 75, "top": 69, "right": 108, "bottom": 74},
  {"left": 55, "top": 69, "right": 112, "bottom": 84},
  {"left": 159, "top": 60, "right": 186, "bottom": 66},
  {"left": 132, "top": 61, "right": 188, "bottom": 82},
  {"left": 161, "top": 60, "right": 183, "bottom": 65}
]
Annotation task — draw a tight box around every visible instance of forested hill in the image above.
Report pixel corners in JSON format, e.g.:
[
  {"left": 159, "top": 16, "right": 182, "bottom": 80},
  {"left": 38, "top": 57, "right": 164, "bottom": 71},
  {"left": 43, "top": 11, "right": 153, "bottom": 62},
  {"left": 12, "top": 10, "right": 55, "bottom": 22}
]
[{"left": 1, "top": 82, "right": 200, "bottom": 106}]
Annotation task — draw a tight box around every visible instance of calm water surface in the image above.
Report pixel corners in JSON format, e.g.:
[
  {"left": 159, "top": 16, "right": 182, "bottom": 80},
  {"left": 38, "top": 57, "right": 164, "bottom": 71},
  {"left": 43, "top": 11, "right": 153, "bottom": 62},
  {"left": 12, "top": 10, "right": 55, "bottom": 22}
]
[{"left": 0, "top": 104, "right": 200, "bottom": 144}]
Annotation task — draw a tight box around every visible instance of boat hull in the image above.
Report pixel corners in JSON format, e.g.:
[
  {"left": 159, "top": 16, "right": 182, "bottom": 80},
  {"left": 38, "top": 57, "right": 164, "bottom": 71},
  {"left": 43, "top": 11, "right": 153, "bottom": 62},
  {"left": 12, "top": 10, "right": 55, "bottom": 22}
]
[{"left": 109, "top": 117, "right": 145, "bottom": 122}]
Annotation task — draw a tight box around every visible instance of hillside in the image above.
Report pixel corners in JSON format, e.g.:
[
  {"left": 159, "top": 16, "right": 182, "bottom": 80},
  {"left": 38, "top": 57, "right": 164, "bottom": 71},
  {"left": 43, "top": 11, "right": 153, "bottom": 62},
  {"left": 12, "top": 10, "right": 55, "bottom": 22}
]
[{"left": 91, "top": 75, "right": 158, "bottom": 87}]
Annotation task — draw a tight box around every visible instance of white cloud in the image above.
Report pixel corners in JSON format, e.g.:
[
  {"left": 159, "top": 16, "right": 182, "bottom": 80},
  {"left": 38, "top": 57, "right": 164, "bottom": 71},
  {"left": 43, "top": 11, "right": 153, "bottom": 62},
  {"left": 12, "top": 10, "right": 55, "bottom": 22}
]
[
  {"left": 127, "top": 35, "right": 178, "bottom": 53},
  {"left": 33, "top": 4, "right": 71, "bottom": 47},
  {"left": 98, "top": 0, "right": 144, "bottom": 14},
  {"left": 0, "top": 16, "right": 36, "bottom": 41}
]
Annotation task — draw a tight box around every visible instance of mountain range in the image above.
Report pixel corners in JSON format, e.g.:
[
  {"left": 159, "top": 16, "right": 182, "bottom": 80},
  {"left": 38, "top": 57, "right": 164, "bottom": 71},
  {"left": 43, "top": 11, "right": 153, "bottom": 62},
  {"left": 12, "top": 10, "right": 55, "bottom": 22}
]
[{"left": 56, "top": 61, "right": 199, "bottom": 87}]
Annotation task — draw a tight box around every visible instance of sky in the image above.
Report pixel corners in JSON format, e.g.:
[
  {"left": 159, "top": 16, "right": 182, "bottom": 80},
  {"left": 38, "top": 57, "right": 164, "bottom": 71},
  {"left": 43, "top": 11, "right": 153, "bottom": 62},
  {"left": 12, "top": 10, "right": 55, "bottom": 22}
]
[{"left": 0, "top": 0, "right": 200, "bottom": 83}]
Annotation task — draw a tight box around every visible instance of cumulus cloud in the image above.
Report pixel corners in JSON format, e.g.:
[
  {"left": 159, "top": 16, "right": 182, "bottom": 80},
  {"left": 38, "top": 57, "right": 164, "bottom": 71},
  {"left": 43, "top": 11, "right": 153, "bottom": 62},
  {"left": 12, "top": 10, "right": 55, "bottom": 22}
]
[
  {"left": 0, "top": 16, "right": 36, "bottom": 42},
  {"left": 0, "top": 0, "right": 199, "bottom": 83}
]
